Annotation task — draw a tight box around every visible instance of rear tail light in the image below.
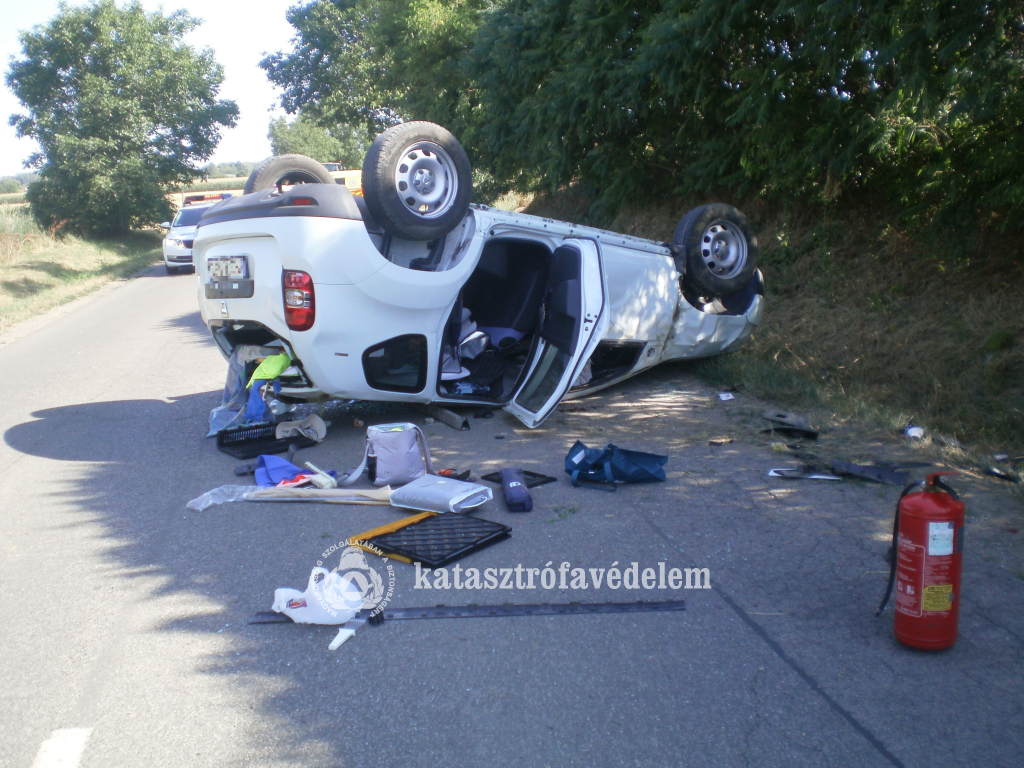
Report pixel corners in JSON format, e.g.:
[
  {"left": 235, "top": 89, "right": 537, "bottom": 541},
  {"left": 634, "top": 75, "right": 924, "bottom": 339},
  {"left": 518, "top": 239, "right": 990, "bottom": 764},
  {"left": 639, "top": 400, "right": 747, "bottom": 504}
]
[{"left": 283, "top": 270, "right": 315, "bottom": 331}]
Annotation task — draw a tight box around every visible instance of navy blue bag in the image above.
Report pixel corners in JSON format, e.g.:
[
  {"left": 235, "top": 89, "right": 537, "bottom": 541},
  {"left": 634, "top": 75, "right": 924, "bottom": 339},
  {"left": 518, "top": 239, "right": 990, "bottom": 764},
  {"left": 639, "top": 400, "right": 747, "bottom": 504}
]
[{"left": 564, "top": 441, "right": 668, "bottom": 491}]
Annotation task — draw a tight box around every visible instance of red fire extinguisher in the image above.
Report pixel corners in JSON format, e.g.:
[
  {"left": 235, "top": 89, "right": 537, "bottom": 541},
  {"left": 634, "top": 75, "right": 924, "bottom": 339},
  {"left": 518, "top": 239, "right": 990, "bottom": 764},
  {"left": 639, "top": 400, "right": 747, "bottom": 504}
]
[{"left": 875, "top": 472, "right": 965, "bottom": 650}]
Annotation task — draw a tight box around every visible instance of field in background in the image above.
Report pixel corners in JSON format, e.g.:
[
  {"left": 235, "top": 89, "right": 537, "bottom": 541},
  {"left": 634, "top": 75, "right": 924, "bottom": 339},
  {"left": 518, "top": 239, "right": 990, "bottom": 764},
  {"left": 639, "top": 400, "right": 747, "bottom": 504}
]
[
  {"left": 526, "top": 190, "right": 1024, "bottom": 456},
  {"left": 178, "top": 176, "right": 248, "bottom": 194},
  {"left": 0, "top": 205, "right": 160, "bottom": 334}
]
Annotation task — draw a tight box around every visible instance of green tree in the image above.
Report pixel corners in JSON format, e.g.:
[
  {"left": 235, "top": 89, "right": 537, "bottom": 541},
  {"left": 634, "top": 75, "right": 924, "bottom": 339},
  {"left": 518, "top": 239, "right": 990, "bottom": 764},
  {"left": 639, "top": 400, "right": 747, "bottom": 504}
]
[
  {"left": 260, "top": 1, "right": 486, "bottom": 139},
  {"left": 0, "top": 178, "right": 21, "bottom": 194},
  {"left": 6, "top": 1, "right": 238, "bottom": 236},
  {"left": 268, "top": 114, "right": 365, "bottom": 167},
  {"left": 264, "top": 0, "right": 1024, "bottom": 228}
]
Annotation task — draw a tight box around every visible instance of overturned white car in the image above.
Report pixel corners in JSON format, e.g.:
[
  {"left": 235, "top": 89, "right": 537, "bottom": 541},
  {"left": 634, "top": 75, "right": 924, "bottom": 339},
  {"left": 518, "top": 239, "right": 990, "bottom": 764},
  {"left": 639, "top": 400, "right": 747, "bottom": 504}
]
[{"left": 195, "top": 122, "right": 763, "bottom": 428}]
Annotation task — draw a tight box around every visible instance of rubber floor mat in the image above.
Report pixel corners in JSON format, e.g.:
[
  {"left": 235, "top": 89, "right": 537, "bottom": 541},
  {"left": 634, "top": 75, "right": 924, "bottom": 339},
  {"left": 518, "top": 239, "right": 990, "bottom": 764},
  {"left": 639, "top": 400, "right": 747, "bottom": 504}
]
[{"left": 366, "top": 514, "right": 511, "bottom": 568}]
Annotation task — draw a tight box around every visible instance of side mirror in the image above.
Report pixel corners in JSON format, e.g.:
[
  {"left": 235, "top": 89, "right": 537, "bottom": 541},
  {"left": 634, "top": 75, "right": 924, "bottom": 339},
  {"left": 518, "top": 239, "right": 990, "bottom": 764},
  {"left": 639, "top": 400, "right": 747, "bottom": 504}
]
[{"left": 159, "top": 222, "right": 171, "bottom": 229}]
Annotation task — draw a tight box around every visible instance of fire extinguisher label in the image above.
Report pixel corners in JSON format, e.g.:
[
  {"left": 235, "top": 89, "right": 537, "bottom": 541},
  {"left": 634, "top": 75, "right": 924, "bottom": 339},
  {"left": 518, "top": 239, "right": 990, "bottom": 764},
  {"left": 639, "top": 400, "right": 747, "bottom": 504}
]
[
  {"left": 895, "top": 535, "right": 925, "bottom": 617},
  {"left": 928, "top": 522, "right": 955, "bottom": 556},
  {"left": 922, "top": 584, "right": 954, "bottom": 612}
]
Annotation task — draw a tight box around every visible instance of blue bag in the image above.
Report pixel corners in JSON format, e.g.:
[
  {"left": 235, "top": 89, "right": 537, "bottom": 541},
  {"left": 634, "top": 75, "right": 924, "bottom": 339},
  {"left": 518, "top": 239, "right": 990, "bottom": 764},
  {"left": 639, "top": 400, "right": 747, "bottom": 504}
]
[{"left": 564, "top": 440, "right": 668, "bottom": 491}]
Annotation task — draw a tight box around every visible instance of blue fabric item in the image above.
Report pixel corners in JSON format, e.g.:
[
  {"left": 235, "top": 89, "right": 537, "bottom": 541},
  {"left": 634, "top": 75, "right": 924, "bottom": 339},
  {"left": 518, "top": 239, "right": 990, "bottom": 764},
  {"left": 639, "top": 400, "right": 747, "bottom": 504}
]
[
  {"left": 564, "top": 440, "right": 668, "bottom": 491},
  {"left": 244, "top": 383, "right": 269, "bottom": 423},
  {"left": 207, "top": 345, "right": 282, "bottom": 437},
  {"left": 255, "top": 455, "right": 305, "bottom": 487},
  {"left": 499, "top": 468, "right": 533, "bottom": 512},
  {"left": 254, "top": 456, "right": 339, "bottom": 487}
]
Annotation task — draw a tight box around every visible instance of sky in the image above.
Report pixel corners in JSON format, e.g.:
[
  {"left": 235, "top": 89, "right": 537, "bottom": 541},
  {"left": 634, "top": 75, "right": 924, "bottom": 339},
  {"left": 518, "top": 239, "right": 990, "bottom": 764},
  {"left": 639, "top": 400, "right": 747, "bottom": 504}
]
[{"left": 0, "top": 0, "right": 300, "bottom": 177}]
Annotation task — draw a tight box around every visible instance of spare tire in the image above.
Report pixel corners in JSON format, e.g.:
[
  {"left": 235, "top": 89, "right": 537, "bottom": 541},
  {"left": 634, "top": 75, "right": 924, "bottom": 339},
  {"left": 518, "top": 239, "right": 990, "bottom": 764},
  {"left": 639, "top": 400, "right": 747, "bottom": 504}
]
[
  {"left": 243, "top": 154, "right": 335, "bottom": 195},
  {"left": 673, "top": 203, "right": 758, "bottom": 299},
  {"left": 361, "top": 121, "right": 472, "bottom": 241}
]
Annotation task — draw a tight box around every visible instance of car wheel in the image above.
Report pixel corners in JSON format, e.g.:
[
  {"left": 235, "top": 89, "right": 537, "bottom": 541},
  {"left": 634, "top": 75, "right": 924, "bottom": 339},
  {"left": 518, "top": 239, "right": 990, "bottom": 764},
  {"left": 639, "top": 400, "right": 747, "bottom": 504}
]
[
  {"left": 361, "top": 121, "right": 472, "bottom": 241},
  {"left": 243, "top": 154, "right": 335, "bottom": 195},
  {"left": 166, "top": 264, "right": 179, "bottom": 275},
  {"left": 673, "top": 204, "right": 758, "bottom": 299}
]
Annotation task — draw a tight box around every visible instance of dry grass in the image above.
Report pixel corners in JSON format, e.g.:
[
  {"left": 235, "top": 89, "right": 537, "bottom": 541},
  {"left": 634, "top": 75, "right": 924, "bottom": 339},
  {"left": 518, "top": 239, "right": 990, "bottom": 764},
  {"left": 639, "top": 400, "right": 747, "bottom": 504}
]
[
  {"left": 0, "top": 206, "right": 160, "bottom": 333},
  {"left": 526, "top": 190, "right": 1024, "bottom": 455}
]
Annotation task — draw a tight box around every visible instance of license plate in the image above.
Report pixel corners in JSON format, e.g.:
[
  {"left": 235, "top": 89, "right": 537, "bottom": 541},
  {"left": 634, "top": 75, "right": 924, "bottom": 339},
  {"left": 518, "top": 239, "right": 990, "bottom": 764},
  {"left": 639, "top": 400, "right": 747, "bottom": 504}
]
[{"left": 208, "top": 255, "right": 248, "bottom": 280}]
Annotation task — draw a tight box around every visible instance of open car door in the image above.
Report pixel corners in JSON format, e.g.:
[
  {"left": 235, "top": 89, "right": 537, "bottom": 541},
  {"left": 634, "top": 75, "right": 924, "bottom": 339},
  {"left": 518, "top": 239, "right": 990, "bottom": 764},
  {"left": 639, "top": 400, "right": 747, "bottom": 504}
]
[{"left": 505, "top": 239, "right": 609, "bottom": 428}]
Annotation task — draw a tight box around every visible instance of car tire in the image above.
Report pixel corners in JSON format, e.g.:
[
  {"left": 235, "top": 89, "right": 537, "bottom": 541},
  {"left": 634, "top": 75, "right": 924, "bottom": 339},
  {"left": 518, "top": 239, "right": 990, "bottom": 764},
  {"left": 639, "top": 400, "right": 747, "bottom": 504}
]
[
  {"left": 166, "top": 264, "right": 179, "bottom": 275},
  {"left": 361, "top": 121, "right": 472, "bottom": 241},
  {"left": 243, "top": 154, "right": 335, "bottom": 195},
  {"left": 673, "top": 204, "right": 758, "bottom": 298}
]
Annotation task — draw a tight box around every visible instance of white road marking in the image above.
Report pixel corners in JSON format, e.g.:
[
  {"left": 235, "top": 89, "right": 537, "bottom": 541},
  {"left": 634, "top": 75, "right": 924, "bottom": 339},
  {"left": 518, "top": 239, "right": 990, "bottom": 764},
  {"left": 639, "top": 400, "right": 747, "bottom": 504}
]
[{"left": 31, "top": 728, "right": 93, "bottom": 768}]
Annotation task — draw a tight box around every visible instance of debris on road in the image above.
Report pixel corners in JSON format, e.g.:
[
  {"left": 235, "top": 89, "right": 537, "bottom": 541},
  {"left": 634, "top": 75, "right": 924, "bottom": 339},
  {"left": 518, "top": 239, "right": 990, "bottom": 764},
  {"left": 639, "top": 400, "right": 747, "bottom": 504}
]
[
  {"left": 565, "top": 440, "right": 668, "bottom": 491},
  {"left": 497, "top": 468, "right": 534, "bottom": 512},
  {"left": 414, "top": 403, "right": 470, "bottom": 430},
  {"left": 275, "top": 413, "right": 327, "bottom": 442},
  {"left": 762, "top": 409, "right": 818, "bottom": 440},
  {"left": 186, "top": 484, "right": 392, "bottom": 512},
  {"left": 365, "top": 599, "right": 687, "bottom": 624},
  {"left": 217, "top": 422, "right": 317, "bottom": 459},
  {"left": 341, "top": 422, "right": 434, "bottom": 487},
  {"left": 350, "top": 512, "right": 511, "bottom": 568},
  {"left": 767, "top": 467, "right": 841, "bottom": 481},
  {"left": 271, "top": 567, "right": 362, "bottom": 625},
  {"left": 985, "top": 466, "right": 1020, "bottom": 483},
  {"left": 480, "top": 470, "right": 557, "bottom": 489},
  {"left": 831, "top": 460, "right": 912, "bottom": 486},
  {"left": 771, "top": 442, "right": 802, "bottom": 454},
  {"left": 904, "top": 424, "right": 925, "bottom": 440},
  {"left": 388, "top": 473, "right": 493, "bottom": 514}
]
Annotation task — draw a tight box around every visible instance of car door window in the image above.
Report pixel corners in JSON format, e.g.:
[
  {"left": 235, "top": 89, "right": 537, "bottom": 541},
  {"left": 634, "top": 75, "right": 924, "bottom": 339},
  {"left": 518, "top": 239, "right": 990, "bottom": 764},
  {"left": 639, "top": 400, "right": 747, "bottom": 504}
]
[{"left": 506, "top": 240, "right": 608, "bottom": 427}]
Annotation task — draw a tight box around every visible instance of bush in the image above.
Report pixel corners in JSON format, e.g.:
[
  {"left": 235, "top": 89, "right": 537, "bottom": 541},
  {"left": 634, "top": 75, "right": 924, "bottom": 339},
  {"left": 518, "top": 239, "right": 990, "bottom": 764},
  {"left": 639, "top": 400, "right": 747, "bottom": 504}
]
[{"left": 0, "top": 178, "right": 21, "bottom": 194}]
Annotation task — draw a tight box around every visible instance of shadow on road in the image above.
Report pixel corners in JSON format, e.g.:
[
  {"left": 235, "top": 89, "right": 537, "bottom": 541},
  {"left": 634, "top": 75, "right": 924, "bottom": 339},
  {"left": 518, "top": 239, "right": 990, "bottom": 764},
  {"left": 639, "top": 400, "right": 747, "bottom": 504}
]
[{"left": 5, "top": 363, "right": 1024, "bottom": 766}]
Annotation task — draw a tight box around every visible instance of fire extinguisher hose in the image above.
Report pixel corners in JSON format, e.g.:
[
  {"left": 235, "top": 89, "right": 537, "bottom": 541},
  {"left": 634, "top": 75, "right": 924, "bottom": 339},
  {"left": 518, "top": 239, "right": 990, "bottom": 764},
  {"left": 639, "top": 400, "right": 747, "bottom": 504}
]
[{"left": 874, "top": 476, "right": 959, "bottom": 617}]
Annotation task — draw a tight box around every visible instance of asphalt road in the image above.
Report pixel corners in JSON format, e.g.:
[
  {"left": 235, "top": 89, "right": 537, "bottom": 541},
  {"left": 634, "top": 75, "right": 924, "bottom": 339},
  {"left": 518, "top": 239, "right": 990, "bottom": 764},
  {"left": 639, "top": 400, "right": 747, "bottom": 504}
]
[{"left": 1, "top": 268, "right": 1022, "bottom": 768}]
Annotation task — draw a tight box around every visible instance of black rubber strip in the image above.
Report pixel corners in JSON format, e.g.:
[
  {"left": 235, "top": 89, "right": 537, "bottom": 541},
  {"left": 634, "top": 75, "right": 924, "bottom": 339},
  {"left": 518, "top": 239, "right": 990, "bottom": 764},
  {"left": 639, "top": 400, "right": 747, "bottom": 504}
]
[
  {"left": 639, "top": 513, "right": 906, "bottom": 768},
  {"left": 375, "top": 599, "right": 685, "bottom": 621}
]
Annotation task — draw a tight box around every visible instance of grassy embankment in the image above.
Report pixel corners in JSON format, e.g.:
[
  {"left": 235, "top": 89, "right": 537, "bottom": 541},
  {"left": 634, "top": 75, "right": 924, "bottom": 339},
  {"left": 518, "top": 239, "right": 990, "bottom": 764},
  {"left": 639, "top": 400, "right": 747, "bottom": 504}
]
[
  {"left": 0, "top": 205, "right": 160, "bottom": 334},
  {"left": 525, "top": 189, "right": 1024, "bottom": 458}
]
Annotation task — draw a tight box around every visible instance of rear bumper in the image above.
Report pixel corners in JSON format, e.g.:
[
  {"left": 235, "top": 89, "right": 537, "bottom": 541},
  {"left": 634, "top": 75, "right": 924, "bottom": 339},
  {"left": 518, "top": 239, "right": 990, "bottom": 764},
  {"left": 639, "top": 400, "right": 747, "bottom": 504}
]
[{"left": 206, "top": 319, "right": 326, "bottom": 401}]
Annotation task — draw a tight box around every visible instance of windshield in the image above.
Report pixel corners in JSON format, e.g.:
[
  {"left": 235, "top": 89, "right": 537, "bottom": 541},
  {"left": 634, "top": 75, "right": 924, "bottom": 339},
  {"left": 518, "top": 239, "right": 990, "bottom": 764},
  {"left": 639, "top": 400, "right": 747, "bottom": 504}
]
[{"left": 172, "top": 207, "right": 206, "bottom": 227}]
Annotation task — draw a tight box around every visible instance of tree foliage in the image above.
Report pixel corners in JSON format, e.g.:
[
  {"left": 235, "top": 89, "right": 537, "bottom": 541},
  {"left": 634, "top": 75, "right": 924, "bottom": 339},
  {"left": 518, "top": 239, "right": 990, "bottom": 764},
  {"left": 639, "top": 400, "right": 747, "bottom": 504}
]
[
  {"left": 267, "top": 114, "right": 365, "bottom": 166},
  {"left": 261, "top": 0, "right": 486, "bottom": 137},
  {"left": 0, "top": 178, "right": 21, "bottom": 194},
  {"left": 6, "top": 1, "right": 238, "bottom": 236},
  {"left": 265, "top": 1, "right": 1024, "bottom": 225}
]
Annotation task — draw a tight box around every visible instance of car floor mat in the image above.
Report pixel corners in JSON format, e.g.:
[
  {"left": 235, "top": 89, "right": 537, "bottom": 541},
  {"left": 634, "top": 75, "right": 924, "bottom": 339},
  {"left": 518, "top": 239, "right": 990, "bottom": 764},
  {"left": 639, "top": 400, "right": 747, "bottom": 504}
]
[
  {"left": 354, "top": 513, "right": 512, "bottom": 569},
  {"left": 480, "top": 470, "right": 558, "bottom": 489}
]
